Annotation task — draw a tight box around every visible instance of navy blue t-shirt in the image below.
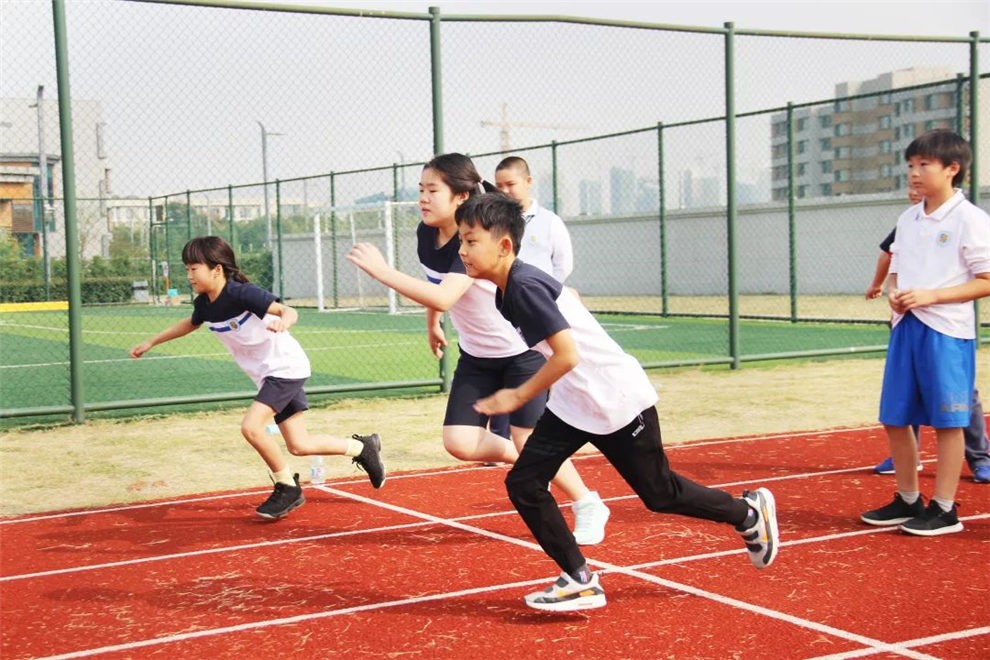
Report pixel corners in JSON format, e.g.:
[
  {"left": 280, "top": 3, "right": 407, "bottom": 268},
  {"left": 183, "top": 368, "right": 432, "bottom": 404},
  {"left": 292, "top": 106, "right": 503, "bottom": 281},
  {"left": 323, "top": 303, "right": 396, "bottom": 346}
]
[
  {"left": 495, "top": 260, "right": 568, "bottom": 348},
  {"left": 190, "top": 279, "right": 276, "bottom": 326},
  {"left": 416, "top": 222, "right": 466, "bottom": 282},
  {"left": 880, "top": 228, "right": 896, "bottom": 254}
]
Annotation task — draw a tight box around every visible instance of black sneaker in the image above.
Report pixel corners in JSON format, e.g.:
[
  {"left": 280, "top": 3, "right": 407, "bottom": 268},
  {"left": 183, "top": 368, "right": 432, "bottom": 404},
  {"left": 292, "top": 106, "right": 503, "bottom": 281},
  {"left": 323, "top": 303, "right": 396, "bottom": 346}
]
[
  {"left": 255, "top": 474, "right": 305, "bottom": 520},
  {"left": 860, "top": 493, "right": 924, "bottom": 526},
  {"left": 352, "top": 433, "right": 386, "bottom": 488},
  {"left": 900, "top": 501, "right": 963, "bottom": 536}
]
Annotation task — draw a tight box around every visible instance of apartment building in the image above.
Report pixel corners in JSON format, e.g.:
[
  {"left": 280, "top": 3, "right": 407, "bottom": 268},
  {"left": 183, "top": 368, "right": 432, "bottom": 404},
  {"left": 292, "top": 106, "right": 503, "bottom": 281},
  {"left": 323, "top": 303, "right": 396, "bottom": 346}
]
[{"left": 770, "top": 67, "right": 985, "bottom": 201}]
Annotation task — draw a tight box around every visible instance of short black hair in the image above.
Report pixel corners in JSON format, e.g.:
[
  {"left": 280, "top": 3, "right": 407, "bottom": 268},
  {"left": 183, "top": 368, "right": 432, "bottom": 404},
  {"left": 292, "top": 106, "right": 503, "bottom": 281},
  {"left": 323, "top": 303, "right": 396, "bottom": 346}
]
[
  {"left": 905, "top": 129, "right": 971, "bottom": 187},
  {"left": 495, "top": 156, "right": 530, "bottom": 176},
  {"left": 454, "top": 193, "right": 524, "bottom": 255}
]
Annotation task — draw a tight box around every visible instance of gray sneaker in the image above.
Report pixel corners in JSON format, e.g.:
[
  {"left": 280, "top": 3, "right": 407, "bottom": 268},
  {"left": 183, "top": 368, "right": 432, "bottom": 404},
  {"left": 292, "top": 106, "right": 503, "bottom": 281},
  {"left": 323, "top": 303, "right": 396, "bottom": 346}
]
[
  {"left": 737, "top": 488, "right": 779, "bottom": 569},
  {"left": 524, "top": 572, "right": 606, "bottom": 612}
]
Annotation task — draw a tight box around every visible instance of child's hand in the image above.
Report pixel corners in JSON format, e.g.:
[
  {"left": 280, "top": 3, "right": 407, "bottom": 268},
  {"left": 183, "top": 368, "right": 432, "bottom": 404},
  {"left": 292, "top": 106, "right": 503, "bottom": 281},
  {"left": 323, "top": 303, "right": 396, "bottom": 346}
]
[
  {"left": 865, "top": 284, "right": 883, "bottom": 300},
  {"left": 428, "top": 324, "right": 447, "bottom": 359},
  {"left": 346, "top": 243, "right": 388, "bottom": 278},
  {"left": 473, "top": 388, "right": 523, "bottom": 415},
  {"left": 266, "top": 317, "right": 289, "bottom": 333},
  {"left": 893, "top": 288, "right": 936, "bottom": 311},
  {"left": 130, "top": 341, "right": 152, "bottom": 358}
]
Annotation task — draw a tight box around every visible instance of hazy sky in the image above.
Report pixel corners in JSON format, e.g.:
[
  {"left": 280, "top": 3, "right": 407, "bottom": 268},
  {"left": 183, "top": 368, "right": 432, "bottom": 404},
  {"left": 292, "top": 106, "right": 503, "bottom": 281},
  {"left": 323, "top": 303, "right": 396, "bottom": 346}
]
[{"left": 1, "top": 0, "right": 987, "bottom": 203}]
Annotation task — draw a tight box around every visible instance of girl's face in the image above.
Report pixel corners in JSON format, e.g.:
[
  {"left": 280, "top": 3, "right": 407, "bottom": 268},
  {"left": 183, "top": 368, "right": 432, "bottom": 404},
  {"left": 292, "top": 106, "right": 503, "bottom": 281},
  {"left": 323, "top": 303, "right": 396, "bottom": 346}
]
[
  {"left": 419, "top": 167, "right": 468, "bottom": 227},
  {"left": 186, "top": 261, "right": 223, "bottom": 295}
]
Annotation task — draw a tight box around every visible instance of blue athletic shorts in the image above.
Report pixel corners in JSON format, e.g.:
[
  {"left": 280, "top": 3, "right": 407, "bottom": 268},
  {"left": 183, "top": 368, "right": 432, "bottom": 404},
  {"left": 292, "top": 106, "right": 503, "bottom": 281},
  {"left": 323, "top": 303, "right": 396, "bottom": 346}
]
[
  {"left": 879, "top": 313, "right": 974, "bottom": 428},
  {"left": 443, "top": 347, "right": 548, "bottom": 430},
  {"left": 256, "top": 376, "right": 309, "bottom": 423}
]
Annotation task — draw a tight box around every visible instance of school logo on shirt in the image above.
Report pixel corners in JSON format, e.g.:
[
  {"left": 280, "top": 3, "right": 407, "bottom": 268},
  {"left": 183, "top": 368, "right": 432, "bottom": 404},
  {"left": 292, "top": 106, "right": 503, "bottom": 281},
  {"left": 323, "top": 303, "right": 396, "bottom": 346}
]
[{"left": 936, "top": 231, "right": 951, "bottom": 245}]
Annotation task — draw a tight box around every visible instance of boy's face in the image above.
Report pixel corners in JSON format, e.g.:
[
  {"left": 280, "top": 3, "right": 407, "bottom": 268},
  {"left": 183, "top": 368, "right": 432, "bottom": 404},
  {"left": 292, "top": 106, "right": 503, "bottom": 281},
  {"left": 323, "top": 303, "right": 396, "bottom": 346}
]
[
  {"left": 494, "top": 167, "right": 532, "bottom": 204},
  {"left": 906, "top": 154, "right": 959, "bottom": 201},
  {"left": 457, "top": 221, "right": 511, "bottom": 280}
]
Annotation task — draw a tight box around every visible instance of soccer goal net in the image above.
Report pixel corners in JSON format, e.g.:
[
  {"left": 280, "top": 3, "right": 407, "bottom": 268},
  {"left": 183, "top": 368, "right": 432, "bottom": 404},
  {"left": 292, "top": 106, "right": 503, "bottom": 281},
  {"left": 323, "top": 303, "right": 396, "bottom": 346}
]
[{"left": 275, "top": 200, "right": 423, "bottom": 314}]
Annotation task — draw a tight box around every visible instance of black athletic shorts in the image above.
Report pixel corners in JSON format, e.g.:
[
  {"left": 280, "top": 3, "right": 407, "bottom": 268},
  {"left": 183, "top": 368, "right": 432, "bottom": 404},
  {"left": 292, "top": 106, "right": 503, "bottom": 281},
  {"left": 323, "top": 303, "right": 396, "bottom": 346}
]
[
  {"left": 443, "top": 347, "right": 548, "bottom": 430},
  {"left": 256, "top": 376, "right": 309, "bottom": 423}
]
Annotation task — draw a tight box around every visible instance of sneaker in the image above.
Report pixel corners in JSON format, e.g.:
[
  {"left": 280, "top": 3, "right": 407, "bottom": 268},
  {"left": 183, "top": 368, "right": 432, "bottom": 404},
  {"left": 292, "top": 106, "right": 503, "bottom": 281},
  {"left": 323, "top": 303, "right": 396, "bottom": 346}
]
[
  {"left": 900, "top": 501, "right": 963, "bottom": 536},
  {"left": 873, "top": 457, "right": 923, "bottom": 474},
  {"left": 973, "top": 465, "right": 990, "bottom": 484},
  {"left": 524, "top": 572, "right": 606, "bottom": 612},
  {"left": 256, "top": 474, "right": 304, "bottom": 520},
  {"left": 572, "top": 491, "right": 610, "bottom": 546},
  {"left": 737, "top": 488, "right": 779, "bottom": 569},
  {"left": 860, "top": 493, "right": 924, "bottom": 526},
  {"left": 352, "top": 433, "right": 386, "bottom": 488}
]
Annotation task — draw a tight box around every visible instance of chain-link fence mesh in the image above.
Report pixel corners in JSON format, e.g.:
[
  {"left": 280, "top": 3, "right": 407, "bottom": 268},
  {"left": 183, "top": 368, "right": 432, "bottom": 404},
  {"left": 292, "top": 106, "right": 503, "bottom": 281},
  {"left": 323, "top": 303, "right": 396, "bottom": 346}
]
[{"left": 1, "top": 1, "right": 987, "bottom": 421}]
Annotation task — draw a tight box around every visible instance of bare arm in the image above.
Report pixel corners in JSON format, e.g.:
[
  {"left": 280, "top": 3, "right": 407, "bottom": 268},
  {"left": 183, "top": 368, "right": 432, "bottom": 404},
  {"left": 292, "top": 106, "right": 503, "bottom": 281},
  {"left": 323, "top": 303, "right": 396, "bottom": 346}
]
[
  {"left": 866, "top": 251, "right": 891, "bottom": 300},
  {"left": 130, "top": 318, "right": 198, "bottom": 358},
  {"left": 892, "top": 272, "right": 990, "bottom": 311},
  {"left": 472, "top": 328, "right": 579, "bottom": 415},
  {"left": 347, "top": 242, "right": 473, "bottom": 311},
  {"left": 264, "top": 301, "right": 298, "bottom": 332},
  {"left": 426, "top": 308, "right": 446, "bottom": 359}
]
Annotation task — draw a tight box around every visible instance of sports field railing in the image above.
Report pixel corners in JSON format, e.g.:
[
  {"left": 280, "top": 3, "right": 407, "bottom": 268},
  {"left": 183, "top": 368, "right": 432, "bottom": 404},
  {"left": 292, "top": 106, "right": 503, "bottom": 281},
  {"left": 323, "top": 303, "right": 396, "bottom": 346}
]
[{"left": 0, "top": 0, "right": 987, "bottom": 423}]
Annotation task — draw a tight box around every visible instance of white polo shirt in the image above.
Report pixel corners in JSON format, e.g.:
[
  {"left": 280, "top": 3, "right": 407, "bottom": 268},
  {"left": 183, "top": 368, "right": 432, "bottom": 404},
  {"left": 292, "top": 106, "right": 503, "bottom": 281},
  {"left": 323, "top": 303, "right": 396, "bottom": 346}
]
[
  {"left": 518, "top": 201, "right": 574, "bottom": 283},
  {"left": 497, "top": 261, "right": 658, "bottom": 434},
  {"left": 889, "top": 190, "right": 990, "bottom": 339}
]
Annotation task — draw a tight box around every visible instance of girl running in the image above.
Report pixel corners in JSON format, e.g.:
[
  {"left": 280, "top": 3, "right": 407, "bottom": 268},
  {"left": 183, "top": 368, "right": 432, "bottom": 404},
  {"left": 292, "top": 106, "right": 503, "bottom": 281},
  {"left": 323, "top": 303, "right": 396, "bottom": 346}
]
[
  {"left": 347, "top": 153, "right": 608, "bottom": 545},
  {"left": 130, "top": 236, "right": 385, "bottom": 520}
]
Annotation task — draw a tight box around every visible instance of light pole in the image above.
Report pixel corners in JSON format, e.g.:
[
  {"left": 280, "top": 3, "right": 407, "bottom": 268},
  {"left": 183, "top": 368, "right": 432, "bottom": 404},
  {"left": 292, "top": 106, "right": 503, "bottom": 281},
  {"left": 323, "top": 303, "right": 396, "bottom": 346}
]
[
  {"left": 30, "top": 86, "right": 52, "bottom": 299},
  {"left": 257, "top": 121, "right": 283, "bottom": 246}
]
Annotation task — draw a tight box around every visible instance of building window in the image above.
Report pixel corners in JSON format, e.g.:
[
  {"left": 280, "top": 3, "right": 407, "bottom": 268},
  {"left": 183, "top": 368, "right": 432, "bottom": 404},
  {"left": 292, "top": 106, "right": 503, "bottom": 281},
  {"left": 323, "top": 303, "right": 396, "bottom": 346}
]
[
  {"left": 881, "top": 164, "right": 892, "bottom": 177},
  {"left": 821, "top": 161, "right": 832, "bottom": 174},
  {"left": 835, "top": 170, "right": 848, "bottom": 182},
  {"left": 797, "top": 140, "right": 807, "bottom": 154},
  {"left": 819, "top": 115, "right": 832, "bottom": 128},
  {"left": 797, "top": 162, "right": 807, "bottom": 176},
  {"left": 836, "top": 146, "right": 850, "bottom": 159},
  {"left": 925, "top": 94, "right": 937, "bottom": 110},
  {"left": 772, "top": 120, "right": 786, "bottom": 137},
  {"left": 820, "top": 137, "right": 832, "bottom": 150},
  {"left": 797, "top": 185, "right": 807, "bottom": 198},
  {"left": 879, "top": 116, "right": 892, "bottom": 129},
  {"left": 881, "top": 140, "right": 892, "bottom": 154},
  {"left": 796, "top": 117, "right": 808, "bottom": 131},
  {"left": 879, "top": 92, "right": 891, "bottom": 105},
  {"left": 834, "top": 99, "right": 849, "bottom": 112},
  {"left": 821, "top": 183, "right": 833, "bottom": 196},
  {"left": 902, "top": 124, "right": 915, "bottom": 140},
  {"left": 902, "top": 98, "right": 915, "bottom": 113}
]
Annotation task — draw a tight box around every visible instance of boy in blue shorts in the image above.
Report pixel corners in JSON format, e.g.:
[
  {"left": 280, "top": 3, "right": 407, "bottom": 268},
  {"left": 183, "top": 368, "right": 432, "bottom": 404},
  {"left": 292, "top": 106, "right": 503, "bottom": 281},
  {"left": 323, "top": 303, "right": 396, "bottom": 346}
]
[
  {"left": 861, "top": 130, "right": 990, "bottom": 536},
  {"left": 454, "top": 192, "right": 780, "bottom": 612}
]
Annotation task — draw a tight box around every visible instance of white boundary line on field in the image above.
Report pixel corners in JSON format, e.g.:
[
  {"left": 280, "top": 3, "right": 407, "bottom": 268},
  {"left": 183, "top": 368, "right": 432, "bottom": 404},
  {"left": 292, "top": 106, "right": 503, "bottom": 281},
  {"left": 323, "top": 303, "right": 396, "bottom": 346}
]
[
  {"left": 1, "top": 424, "right": 886, "bottom": 525},
  {"left": 30, "top": 480, "right": 988, "bottom": 660}
]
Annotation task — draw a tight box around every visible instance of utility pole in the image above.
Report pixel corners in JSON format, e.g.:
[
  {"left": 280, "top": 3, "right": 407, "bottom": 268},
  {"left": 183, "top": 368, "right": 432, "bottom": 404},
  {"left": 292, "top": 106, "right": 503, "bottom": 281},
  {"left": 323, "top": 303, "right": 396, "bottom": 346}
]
[{"left": 257, "top": 121, "right": 283, "bottom": 246}]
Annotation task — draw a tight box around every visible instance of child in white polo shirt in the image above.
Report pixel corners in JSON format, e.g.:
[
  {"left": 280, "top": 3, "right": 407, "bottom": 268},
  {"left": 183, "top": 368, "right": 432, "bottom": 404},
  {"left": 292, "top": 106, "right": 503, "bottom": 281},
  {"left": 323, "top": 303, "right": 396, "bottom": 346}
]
[
  {"left": 454, "top": 193, "right": 780, "bottom": 612},
  {"left": 494, "top": 156, "right": 574, "bottom": 283},
  {"left": 861, "top": 130, "right": 990, "bottom": 535}
]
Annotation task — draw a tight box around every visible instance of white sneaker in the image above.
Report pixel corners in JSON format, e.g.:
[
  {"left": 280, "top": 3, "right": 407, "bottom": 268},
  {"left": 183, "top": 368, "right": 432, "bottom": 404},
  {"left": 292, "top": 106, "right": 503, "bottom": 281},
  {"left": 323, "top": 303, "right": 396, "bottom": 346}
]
[
  {"left": 736, "top": 487, "right": 779, "bottom": 569},
  {"left": 524, "top": 572, "right": 606, "bottom": 612},
  {"left": 572, "top": 491, "right": 610, "bottom": 546}
]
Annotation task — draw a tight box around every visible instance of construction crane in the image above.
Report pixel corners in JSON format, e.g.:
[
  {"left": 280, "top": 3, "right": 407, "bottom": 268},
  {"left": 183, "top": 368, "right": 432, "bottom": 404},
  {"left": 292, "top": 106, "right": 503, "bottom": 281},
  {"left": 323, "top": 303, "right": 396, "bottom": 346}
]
[{"left": 480, "top": 102, "right": 585, "bottom": 152}]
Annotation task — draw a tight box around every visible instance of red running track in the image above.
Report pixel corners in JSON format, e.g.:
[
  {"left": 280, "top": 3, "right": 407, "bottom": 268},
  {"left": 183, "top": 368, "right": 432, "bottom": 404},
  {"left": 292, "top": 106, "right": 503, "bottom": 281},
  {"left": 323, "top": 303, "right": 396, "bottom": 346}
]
[{"left": 1, "top": 424, "right": 988, "bottom": 659}]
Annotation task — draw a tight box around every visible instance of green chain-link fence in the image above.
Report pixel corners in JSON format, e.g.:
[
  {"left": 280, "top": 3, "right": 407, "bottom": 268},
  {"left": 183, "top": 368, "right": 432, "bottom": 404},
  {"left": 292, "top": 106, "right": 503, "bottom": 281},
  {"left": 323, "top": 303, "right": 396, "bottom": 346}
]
[{"left": 1, "top": 0, "right": 987, "bottom": 423}]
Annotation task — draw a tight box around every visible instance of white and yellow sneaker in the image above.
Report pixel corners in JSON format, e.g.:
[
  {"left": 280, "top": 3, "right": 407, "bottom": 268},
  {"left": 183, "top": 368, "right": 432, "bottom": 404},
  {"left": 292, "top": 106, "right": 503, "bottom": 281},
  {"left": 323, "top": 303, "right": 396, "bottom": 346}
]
[
  {"left": 737, "top": 487, "right": 779, "bottom": 569},
  {"left": 524, "top": 572, "right": 606, "bottom": 612}
]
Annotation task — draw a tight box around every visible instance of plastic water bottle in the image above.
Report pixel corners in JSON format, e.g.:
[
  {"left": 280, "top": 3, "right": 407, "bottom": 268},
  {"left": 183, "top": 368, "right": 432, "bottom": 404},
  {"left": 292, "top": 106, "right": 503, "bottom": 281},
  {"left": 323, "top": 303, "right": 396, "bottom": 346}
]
[{"left": 310, "top": 455, "right": 326, "bottom": 484}]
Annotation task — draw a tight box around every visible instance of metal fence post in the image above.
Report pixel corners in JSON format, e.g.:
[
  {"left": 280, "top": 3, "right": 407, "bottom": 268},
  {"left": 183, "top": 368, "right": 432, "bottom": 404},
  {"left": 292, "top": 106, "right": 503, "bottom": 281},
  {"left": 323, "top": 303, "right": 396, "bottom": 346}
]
[
  {"left": 787, "top": 102, "right": 798, "bottom": 323},
  {"left": 52, "top": 0, "right": 84, "bottom": 421},
  {"left": 724, "top": 22, "right": 739, "bottom": 369}
]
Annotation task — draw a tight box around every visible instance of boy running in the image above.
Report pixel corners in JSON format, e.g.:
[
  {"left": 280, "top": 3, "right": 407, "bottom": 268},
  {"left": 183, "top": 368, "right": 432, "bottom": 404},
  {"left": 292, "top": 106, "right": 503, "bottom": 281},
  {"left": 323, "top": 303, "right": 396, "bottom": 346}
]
[{"left": 454, "top": 193, "right": 780, "bottom": 612}]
